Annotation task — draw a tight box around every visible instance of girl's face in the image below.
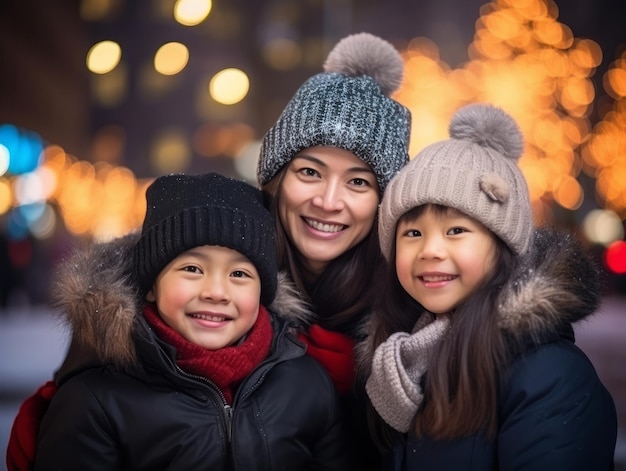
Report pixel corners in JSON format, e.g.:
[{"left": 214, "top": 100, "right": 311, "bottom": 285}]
[
  {"left": 395, "top": 206, "right": 497, "bottom": 315},
  {"left": 278, "top": 146, "right": 380, "bottom": 276},
  {"left": 147, "top": 245, "right": 261, "bottom": 350}
]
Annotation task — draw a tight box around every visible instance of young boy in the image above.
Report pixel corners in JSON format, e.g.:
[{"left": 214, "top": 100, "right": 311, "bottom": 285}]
[{"left": 33, "top": 172, "right": 352, "bottom": 470}]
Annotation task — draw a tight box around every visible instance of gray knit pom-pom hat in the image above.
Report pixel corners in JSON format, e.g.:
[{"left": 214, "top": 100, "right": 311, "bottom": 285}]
[
  {"left": 379, "top": 103, "right": 533, "bottom": 259},
  {"left": 257, "top": 33, "right": 411, "bottom": 194}
]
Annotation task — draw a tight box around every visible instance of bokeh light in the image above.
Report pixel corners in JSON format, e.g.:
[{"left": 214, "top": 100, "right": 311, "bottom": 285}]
[
  {"left": 209, "top": 68, "right": 249, "bottom": 105},
  {"left": 154, "top": 42, "right": 189, "bottom": 76},
  {"left": 0, "top": 144, "right": 9, "bottom": 176},
  {"left": 2, "top": 0, "right": 624, "bottom": 248},
  {"left": 582, "top": 209, "right": 624, "bottom": 246},
  {"left": 605, "top": 240, "right": 626, "bottom": 274},
  {"left": 0, "top": 179, "right": 11, "bottom": 215},
  {"left": 87, "top": 40, "right": 122, "bottom": 74},
  {"left": 395, "top": 0, "right": 605, "bottom": 227},
  {"left": 0, "top": 125, "right": 44, "bottom": 176},
  {"left": 174, "top": 0, "right": 212, "bottom": 26},
  {"left": 150, "top": 128, "right": 191, "bottom": 174}
]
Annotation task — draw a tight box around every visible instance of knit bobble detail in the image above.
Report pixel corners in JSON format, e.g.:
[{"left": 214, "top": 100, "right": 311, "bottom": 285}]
[
  {"left": 323, "top": 32, "right": 403, "bottom": 96},
  {"left": 449, "top": 103, "right": 524, "bottom": 162}
]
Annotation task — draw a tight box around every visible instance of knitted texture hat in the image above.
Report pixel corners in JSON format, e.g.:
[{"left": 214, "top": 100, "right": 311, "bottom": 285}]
[
  {"left": 134, "top": 173, "right": 278, "bottom": 305},
  {"left": 379, "top": 103, "right": 533, "bottom": 259},
  {"left": 257, "top": 32, "right": 411, "bottom": 194}
]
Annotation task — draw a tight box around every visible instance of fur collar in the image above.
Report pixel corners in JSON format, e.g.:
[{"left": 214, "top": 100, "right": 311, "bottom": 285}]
[
  {"left": 356, "top": 227, "right": 602, "bottom": 378},
  {"left": 51, "top": 233, "right": 312, "bottom": 368}
]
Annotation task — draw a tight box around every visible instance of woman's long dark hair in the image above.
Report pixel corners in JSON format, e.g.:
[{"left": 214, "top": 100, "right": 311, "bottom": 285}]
[
  {"left": 369, "top": 204, "right": 518, "bottom": 447},
  {"left": 262, "top": 169, "right": 383, "bottom": 336}
]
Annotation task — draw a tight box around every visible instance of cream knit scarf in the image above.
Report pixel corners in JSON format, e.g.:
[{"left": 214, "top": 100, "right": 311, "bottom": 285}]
[{"left": 365, "top": 312, "right": 450, "bottom": 433}]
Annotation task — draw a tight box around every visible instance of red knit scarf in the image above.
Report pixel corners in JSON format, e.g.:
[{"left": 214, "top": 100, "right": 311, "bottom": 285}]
[{"left": 142, "top": 303, "right": 273, "bottom": 403}]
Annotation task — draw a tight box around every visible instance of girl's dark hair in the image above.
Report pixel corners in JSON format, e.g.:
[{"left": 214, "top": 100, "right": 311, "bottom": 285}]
[
  {"left": 262, "top": 168, "right": 383, "bottom": 335},
  {"left": 369, "top": 204, "right": 517, "bottom": 448}
]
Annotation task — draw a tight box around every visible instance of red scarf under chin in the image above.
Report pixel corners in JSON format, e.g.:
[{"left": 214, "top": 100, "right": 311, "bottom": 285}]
[{"left": 143, "top": 303, "right": 273, "bottom": 403}]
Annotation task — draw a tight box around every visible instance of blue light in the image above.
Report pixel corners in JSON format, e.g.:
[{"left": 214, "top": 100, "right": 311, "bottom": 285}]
[
  {"left": 6, "top": 209, "right": 31, "bottom": 240},
  {"left": 0, "top": 124, "right": 44, "bottom": 175}
]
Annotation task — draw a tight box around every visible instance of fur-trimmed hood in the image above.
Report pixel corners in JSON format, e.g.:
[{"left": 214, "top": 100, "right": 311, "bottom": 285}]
[
  {"left": 51, "top": 233, "right": 312, "bottom": 370},
  {"left": 356, "top": 226, "right": 602, "bottom": 377}
]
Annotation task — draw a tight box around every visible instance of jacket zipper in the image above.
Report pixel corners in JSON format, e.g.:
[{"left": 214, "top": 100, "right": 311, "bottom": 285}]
[{"left": 165, "top": 357, "right": 234, "bottom": 442}]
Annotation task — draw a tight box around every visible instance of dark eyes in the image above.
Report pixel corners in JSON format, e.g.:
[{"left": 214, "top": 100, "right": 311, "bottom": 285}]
[
  {"left": 297, "top": 168, "right": 372, "bottom": 187},
  {"left": 350, "top": 177, "right": 370, "bottom": 187},
  {"left": 403, "top": 227, "right": 467, "bottom": 237},
  {"left": 180, "top": 266, "right": 250, "bottom": 278},
  {"left": 298, "top": 167, "right": 319, "bottom": 178}
]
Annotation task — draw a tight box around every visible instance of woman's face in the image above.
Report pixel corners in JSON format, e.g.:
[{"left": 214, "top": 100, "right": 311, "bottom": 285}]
[{"left": 278, "top": 146, "right": 380, "bottom": 276}]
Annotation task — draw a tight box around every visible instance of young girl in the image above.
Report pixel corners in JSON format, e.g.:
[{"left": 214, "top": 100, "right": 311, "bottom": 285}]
[
  {"left": 363, "top": 103, "right": 617, "bottom": 469},
  {"left": 33, "top": 173, "right": 352, "bottom": 470}
]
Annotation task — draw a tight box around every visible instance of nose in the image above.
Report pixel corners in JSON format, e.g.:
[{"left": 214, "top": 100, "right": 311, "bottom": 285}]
[
  {"left": 418, "top": 234, "right": 446, "bottom": 260},
  {"left": 311, "top": 180, "right": 346, "bottom": 212},
  {"left": 200, "top": 275, "right": 230, "bottom": 303}
]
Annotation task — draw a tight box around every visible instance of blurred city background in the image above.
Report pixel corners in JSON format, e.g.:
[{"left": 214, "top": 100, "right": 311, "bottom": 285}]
[{"left": 0, "top": 0, "right": 624, "bottom": 468}]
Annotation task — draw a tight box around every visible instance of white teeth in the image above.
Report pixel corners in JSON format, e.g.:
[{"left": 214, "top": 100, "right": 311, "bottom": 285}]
[
  {"left": 422, "top": 275, "right": 455, "bottom": 282},
  {"left": 190, "top": 313, "right": 228, "bottom": 322},
  {"left": 305, "top": 218, "right": 344, "bottom": 233}
]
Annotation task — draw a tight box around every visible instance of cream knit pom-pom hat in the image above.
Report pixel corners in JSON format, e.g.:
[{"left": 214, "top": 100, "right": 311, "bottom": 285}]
[{"left": 379, "top": 103, "right": 533, "bottom": 259}]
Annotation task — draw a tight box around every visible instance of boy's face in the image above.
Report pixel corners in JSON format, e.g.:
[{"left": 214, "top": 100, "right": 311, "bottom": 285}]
[
  {"left": 147, "top": 245, "right": 261, "bottom": 350},
  {"left": 394, "top": 206, "right": 497, "bottom": 315}
]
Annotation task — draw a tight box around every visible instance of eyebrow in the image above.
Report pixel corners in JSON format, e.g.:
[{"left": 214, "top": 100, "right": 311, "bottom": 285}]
[{"left": 293, "top": 154, "right": 375, "bottom": 174}]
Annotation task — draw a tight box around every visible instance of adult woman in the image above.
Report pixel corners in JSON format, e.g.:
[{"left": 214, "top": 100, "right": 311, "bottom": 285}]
[
  {"left": 7, "top": 32, "right": 412, "bottom": 471},
  {"left": 259, "top": 32, "right": 411, "bottom": 470},
  {"left": 258, "top": 32, "right": 410, "bottom": 379}
]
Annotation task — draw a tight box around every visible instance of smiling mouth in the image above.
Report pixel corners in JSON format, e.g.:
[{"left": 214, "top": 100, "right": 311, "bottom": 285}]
[
  {"left": 304, "top": 218, "right": 345, "bottom": 233},
  {"left": 189, "top": 313, "right": 230, "bottom": 322},
  {"left": 304, "top": 218, "right": 347, "bottom": 232},
  {"left": 420, "top": 275, "right": 456, "bottom": 282}
]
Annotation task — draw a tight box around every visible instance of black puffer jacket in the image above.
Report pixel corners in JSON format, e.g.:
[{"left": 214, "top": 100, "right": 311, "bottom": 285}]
[{"left": 34, "top": 236, "right": 354, "bottom": 470}]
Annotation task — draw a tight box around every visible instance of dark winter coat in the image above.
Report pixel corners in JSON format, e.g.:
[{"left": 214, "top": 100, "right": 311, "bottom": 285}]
[
  {"left": 34, "top": 235, "right": 355, "bottom": 470},
  {"left": 360, "top": 228, "right": 618, "bottom": 471}
]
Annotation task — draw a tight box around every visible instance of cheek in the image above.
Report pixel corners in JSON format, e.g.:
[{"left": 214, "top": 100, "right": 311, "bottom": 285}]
[
  {"left": 155, "top": 279, "right": 191, "bottom": 307},
  {"left": 462, "top": 245, "right": 496, "bottom": 285},
  {"left": 235, "top": 287, "right": 262, "bottom": 320},
  {"left": 395, "top": 254, "right": 413, "bottom": 290},
  {"left": 241, "top": 284, "right": 262, "bottom": 307},
  {"left": 277, "top": 186, "right": 302, "bottom": 226},
  {"left": 480, "top": 248, "right": 498, "bottom": 281},
  {"left": 355, "top": 195, "right": 378, "bottom": 226},
  {"left": 277, "top": 196, "right": 291, "bottom": 226},
  {"left": 278, "top": 175, "right": 305, "bottom": 211}
]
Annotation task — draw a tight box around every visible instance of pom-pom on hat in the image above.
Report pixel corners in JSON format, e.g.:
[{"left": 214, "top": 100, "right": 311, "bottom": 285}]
[
  {"left": 379, "top": 103, "right": 533, "bottom": 259},
  {"left": 257, "top": 32, "right": 411, "bottom": 194},
  {"left": 134, "top": 173, "right": 278, "bottom": 306}
]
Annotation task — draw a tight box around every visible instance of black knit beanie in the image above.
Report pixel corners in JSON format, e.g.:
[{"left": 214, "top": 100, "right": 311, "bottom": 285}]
[{"left": 134, "top": 173, "right": 278, "bottom": 306}]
